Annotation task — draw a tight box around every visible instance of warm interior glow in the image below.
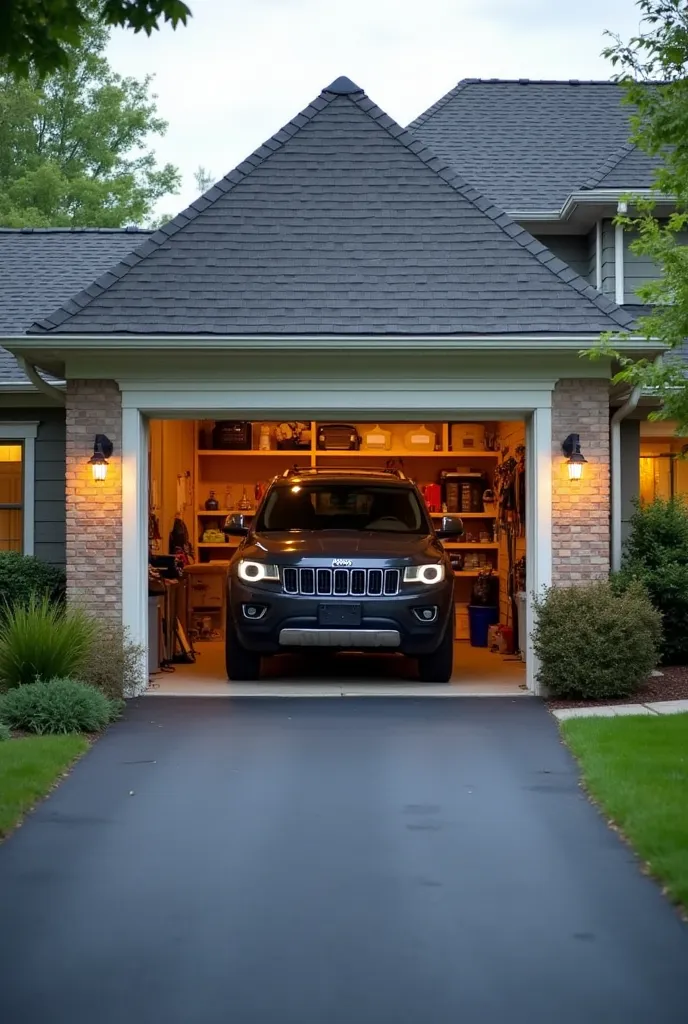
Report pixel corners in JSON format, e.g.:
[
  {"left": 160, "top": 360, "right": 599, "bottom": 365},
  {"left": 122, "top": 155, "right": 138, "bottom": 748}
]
[
  {"left": 567, "top": 460, "right": 583, "bottom": 481},
  {"left": 0, "top": 445, "right": 22, "bottom": 463},
  {"left": 92, "top": 460, "right": 108, "bottom": 482}
]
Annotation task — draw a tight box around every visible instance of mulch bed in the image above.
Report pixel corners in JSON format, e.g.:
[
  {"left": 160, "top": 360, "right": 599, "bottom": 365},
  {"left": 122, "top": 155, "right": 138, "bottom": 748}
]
[{"left": 546, "top": 665, "right": 688, "bottom": 709}]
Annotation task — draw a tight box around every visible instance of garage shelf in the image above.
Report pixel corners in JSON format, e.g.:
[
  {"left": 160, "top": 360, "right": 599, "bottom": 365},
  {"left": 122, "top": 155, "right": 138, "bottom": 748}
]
[
  {"left": 444, "top": 542, "right": 499, "bottom": 550},
  {"left": 314, "top": 449, "right": 500, "bottom": 458}
]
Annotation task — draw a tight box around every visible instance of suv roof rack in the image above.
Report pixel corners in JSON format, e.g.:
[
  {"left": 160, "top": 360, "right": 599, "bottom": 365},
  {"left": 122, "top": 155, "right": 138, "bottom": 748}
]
[{"left": 281, "top": 466, "right": 407, "bottom": 481}]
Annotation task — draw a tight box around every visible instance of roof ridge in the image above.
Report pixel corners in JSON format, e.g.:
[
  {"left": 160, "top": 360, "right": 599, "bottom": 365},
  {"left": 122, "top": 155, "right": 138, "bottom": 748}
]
[
  {"left": 580, "top": 141, "right": 636, "bottom": 190},
  {"left": 0, "top": 226, "right": 149, "bottom": 235},
  {"left": 31, "top": 89, "right": 343, "bottom": 332},
  {"left": 348, "top": 91, "right": 633, "bottom": 331},
  {"left": 406, "top": 79, "right": 473, "bottom": 131}
]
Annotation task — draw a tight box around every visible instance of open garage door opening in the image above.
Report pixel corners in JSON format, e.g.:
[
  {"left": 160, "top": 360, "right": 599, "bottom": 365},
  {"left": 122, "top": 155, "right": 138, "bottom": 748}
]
[{"left": 145, "top": 417, "right": 527, "bottom": 695}]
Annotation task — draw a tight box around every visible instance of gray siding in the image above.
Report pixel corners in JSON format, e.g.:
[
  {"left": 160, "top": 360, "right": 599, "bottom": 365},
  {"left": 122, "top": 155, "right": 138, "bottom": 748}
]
[
  {"left": 624, "top": 226, "right": 688, "bottom": 303},
  {"left": 620, "top": 419, "right": 640, "bottom": 551},
  {"left": 586, "top": 227, "right": 597, "bottom": 287},
  {"left": 601, "top": 219, "right": 616, "bottom": 297},
  {"left": 1, "top": 407, "right": 66, "bottom": 566},
  {"left": 532, "top": 234, "right": 589, "bottom": 278}
]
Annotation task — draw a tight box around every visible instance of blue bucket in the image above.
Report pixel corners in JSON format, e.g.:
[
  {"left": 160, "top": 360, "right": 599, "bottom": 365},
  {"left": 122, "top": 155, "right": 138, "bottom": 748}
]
[{"left": 468, "top": 605, "right": 499, "bottom": 647}]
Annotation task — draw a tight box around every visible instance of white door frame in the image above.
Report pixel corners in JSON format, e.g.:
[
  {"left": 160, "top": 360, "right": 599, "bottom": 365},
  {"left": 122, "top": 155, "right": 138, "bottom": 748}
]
[{"left": 120, "top": 384, "right": 554, "bottom": 694}]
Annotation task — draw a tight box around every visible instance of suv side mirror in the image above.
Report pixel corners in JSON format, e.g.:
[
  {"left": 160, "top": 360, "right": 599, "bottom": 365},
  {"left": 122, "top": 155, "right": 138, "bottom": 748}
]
[
  {"left": 435, "top": 515, "right": 464, "bottom": 540},
  {"left": 224, "top": 513, "right": 250, "bottom": 537}
]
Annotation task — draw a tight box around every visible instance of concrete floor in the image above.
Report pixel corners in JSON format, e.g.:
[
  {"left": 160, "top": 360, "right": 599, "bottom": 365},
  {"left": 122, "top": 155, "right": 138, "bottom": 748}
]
[
  {"left": 2, "top": 698, "right": 687, "bottom": 1024},
  {"left": 148, "top": 640, "right": 527, "bottom": 697}
]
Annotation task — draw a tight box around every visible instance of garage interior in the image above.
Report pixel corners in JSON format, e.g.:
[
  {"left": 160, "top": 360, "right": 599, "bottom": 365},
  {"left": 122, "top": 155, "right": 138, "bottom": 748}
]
[{"left": 146, "top": 418, "right": 527, "bottom": 693}]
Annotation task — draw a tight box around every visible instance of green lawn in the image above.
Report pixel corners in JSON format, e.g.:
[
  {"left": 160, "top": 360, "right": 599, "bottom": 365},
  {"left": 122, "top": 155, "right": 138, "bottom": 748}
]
[
  {"left": 0, "top": 735, "right": 89, "bottom": 838},
  {"left": 562, "top": 714, "right": 688, "bottom": 908}
]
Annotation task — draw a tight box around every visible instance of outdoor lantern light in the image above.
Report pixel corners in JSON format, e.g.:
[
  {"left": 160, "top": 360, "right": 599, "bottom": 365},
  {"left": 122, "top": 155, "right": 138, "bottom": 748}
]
[
  {"left": 88, "top": 434, "right": 113, "bottom": 482},
  {"left": 562, "top": 433, "right": 587, "bottom": 481}
]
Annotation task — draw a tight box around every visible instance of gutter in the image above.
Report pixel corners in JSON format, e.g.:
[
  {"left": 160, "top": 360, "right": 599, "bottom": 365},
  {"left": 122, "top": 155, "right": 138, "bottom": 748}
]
[
  {"left": 15, "top": 358, "right": 66, "bottom": 406},
  {"left": 610, "top": 354, "right": 662, "bottom": 572}
]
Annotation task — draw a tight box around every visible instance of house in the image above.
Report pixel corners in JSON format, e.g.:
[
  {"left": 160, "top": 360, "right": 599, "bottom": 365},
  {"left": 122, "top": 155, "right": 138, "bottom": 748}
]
[{"left": 0, "top": 76, "right": 679, "bottom": 693}]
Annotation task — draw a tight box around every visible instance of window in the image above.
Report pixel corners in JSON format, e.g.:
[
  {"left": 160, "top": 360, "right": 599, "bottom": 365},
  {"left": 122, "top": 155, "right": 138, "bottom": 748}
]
[
  {"left": 0, "top": 423, "right": 38, "bottom": 555},
  {"left": 258, "top": 484, "right": 429, "bottom": 534},
  {"left": 0, "top": 444, "right": 23, "bottom": 551}
]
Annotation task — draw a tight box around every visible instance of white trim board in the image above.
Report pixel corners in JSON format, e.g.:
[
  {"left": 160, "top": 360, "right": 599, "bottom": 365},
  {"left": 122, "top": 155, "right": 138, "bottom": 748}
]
[{"left": 0, "top": 421, "right": 39, "bottom": 556}]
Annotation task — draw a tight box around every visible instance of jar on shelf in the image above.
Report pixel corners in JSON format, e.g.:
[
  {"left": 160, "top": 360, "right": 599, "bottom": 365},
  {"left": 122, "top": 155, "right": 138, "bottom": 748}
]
[{"left": 204, "top": 490, "right": 219, "bottom": 511}]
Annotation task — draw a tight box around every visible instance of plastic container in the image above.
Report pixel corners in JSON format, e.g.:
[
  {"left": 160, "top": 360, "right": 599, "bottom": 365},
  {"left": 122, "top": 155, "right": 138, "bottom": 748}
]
[
  {"left": 468, "top": 605, "right": 499, "bottom": 647},
  {"left": 451, "top": 423, "right": 485, "bottom": 450}
]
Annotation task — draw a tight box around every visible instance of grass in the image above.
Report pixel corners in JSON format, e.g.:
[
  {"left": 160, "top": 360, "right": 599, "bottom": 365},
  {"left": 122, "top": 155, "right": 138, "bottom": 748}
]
[
  {"left": 0, "top": 734, "right": 89, "bottom": 839},
  {"left": 562, "top": 714, "right": 688, "bottom": 909}
]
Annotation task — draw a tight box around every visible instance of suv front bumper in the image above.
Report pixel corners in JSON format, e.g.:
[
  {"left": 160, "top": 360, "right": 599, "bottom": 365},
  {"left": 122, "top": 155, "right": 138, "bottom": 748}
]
[{"left": 228, "top": 579, "right": 454, "bottom": 656}]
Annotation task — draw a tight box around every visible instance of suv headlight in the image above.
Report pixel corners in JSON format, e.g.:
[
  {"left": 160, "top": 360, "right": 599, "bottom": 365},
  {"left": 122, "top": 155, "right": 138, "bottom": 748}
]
[
  {"left": 237, "top": 560, "right": 280, "bottom": 582},
  {"left": 403, "top": 564, "right": 445, "bottom": 585}
]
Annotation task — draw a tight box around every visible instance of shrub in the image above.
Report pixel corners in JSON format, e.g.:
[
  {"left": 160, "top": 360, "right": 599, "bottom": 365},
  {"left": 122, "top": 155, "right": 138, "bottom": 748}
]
[
  {"left": 0, "top": 678, "right": 116, "bottom": 735},
  {"left": 77, "top": 623, "right": 146, "bottom": 699},
  {"left": 0, "top": 552, "right": 65, "bottom": 613},
  {"left": 0, "top": 722, "right": 10, "bottom": 742},
  {"left": 617, "top": 498, "right": 688, "bottom": 665},
  {"left": 533, "top": 580, "right": 662, "bottom": 700},
  {"left": 0, "top": 596, "right": 97, "bottom": 690}
]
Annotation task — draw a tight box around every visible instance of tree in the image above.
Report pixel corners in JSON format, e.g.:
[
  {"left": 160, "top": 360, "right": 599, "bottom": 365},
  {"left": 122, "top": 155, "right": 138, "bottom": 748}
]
[
  {"left": 0, "top": 0, "right": 191, "bottom": 77},
  {"left": 598, "top": 0, "right": 688, "bottom": 433},
  {"left": 0, "top": 20, "right": 181, "bottom": 227}
]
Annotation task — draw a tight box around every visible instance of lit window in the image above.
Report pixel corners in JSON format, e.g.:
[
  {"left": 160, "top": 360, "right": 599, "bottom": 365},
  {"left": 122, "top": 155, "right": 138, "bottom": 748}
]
[{"left": 0, "top": 443, "right": 23, "bottom": 552}]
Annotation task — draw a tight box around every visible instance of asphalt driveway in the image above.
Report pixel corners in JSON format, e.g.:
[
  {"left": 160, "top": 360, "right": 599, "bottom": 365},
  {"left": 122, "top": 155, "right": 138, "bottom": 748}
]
[{"left": 1, "top": 697, "right": 687, "bottom": 1024}]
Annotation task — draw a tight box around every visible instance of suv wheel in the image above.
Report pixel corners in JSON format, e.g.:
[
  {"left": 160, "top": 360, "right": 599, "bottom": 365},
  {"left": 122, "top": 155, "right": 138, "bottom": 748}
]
[
  {"left": 225, "top": 613, "right": 261, "bottom": 681},
  {"left": 417, "top": 623, "right": 454, "bottom": 683}
]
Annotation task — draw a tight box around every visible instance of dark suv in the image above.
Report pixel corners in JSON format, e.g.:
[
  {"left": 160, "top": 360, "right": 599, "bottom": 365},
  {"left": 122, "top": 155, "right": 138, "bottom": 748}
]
[{"left": 224, "top": 468, "right": 463, "bottom": 683}]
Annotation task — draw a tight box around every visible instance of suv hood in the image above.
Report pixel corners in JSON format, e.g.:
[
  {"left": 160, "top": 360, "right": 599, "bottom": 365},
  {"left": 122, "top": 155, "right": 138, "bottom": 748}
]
[{"left": 244, "top": 531, "right": 445, "bottom": 565}]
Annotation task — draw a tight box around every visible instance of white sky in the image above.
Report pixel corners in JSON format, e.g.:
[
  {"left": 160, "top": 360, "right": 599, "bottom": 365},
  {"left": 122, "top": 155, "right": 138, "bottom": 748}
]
[{"left": 107, "top": 0, "right": 644, "bottom": 217}]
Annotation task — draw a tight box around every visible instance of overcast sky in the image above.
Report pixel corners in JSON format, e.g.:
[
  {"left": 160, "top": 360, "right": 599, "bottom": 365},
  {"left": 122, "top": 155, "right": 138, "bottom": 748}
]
[{"left": 107, "top": 0, "right": 644, "bottom": 216}]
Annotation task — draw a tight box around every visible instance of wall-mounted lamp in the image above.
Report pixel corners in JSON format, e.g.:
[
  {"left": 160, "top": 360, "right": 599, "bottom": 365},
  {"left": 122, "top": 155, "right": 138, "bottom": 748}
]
[
  {"left": 88, "top": 434, "right": 113, "bottom": 482},
  {"left": 562, "top": 433, "right": 587, "bottom": 481}
]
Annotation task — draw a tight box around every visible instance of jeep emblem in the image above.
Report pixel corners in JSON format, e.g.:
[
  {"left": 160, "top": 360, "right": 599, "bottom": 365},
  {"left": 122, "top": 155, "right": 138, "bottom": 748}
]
[{"left": 332, "top": 558, "right": 352, "bottom": 567}]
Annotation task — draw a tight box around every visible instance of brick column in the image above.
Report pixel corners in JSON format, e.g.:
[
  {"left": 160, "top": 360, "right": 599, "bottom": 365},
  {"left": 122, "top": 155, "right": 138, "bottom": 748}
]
[
  {"left": 551, "top": 378, "right": 610, "bottom": 585},
  {"left": 65, "top": 380, "right": 123, "bottom": 618}
]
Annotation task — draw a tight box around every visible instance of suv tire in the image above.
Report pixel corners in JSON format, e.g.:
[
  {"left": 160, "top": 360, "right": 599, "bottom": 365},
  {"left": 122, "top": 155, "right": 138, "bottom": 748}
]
[
  {"left": 417, "top": 622, "right": 454, "bottom": 683},
  {"left": 225, "top": 613, "right": 262, "bottom": 681}
]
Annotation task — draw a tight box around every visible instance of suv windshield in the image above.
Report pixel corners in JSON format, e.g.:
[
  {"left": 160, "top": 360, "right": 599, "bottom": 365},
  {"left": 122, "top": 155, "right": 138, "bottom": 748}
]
[{"left": 256, "top": 483, "right": 430, "bottom": 533}]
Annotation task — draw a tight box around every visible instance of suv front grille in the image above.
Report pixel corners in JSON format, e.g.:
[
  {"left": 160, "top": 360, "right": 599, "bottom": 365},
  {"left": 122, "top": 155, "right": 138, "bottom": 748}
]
[{"left": 282, "top": 567, "right": 400, "bottom": 597}]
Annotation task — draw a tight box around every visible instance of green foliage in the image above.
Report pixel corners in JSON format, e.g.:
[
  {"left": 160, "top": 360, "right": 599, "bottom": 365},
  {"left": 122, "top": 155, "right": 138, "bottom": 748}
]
[
  {"left": 0, "top": 16, "right": 181, "bottom": 227},
  {"left": 0, "top": 722, "right": 11, "bottom": 742},
  {"left": 533, "top": 580, "right": 662, "bottom": 699},
  {"left": 78, "top": 622, "right": 145, "bottom": 698},
  {"left": 0, "top": 596, "right": 96, "bottom": 689},
  {"left": 0, "top": 0, "right": 191, "bottom": 77},
  {"left": 617, "top": 497, "right": 688, "bottom": 663},
  {"left": 0, "top": 552, "right": 65, "bottom": 610},
  {"left": 0, "top": 677, "right": 116, "bottom": 734},
  {"left": 592, "top": 1, "right": 688, "bottom": 431}
]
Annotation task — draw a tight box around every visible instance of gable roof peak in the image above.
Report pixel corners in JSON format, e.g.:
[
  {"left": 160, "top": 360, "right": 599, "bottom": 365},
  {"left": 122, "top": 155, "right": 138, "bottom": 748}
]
[{"left": 323, "top": 76, "right": 362, "bottom": 95}]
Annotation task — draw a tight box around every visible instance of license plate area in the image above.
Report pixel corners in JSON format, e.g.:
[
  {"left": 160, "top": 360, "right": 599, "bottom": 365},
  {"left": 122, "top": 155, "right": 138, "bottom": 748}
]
[{"left": 318, "top": 603, "right": 362, "bottom": 627}]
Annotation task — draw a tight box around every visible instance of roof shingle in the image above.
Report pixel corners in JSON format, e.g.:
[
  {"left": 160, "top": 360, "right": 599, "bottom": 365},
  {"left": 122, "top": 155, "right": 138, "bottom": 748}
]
[
  {"left": 408, "top": 79, "right": 657, "bottom": 210},
  {"left": 31, "top": 79, "right": 633, "bottom": 338}
]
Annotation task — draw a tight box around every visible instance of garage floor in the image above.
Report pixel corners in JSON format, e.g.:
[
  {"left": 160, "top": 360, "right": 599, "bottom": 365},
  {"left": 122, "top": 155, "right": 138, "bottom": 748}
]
[{"left": 147, "top": 641, "right": 527, "bottom": 696}]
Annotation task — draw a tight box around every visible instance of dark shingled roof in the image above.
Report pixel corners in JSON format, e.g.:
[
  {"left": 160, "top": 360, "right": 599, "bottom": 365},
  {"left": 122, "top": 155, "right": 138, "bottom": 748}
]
[
  {"left": 32, "top": 78, "right": 633, "bottom": 338},
  {"left": 0, "top": 228, "right": 149, "bottom": 383},
  {"left": 408, "top": 79, "right": 660, "bottom": 211}
]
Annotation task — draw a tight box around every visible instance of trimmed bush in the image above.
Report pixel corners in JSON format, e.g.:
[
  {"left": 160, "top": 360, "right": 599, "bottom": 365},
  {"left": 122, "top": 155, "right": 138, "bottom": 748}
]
[
  {"left": 617, "top": 498, "right": 688, "bottom": 665},
  {"left": 0, "top": 722, "right": 10, "bottom": 742},
  {"left": 0, "top": 552, "right": 65, "bottom": 613},
  {"left": 77, "top": 623, "right": 146, "bottom": 699},
  {"left": 533, "top": 580, "right": 662, "bottom": 699},
  {"left": 0, "top": 596, "right": 97, "bottom": 690},
  {"left": 0, "top": 678, "right": 116, "bottom": 735}
]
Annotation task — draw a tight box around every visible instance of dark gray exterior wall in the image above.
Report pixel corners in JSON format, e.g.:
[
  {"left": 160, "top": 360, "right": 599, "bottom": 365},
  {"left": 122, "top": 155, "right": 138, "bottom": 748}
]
[
  {"left": 620, "top": 419, "right": 640, "bottom": 550},
  {"left": 532, "top": 234, "right": 589, "bottom": 279},
  {"left": 1, "top": 407, "right": 66, "bottom": 566},
  {"left": 624, "top": 226, "right": 688, "bottom": 303},
  {"left": 601, "top": 220, "right": 616, "bottom": 297}
]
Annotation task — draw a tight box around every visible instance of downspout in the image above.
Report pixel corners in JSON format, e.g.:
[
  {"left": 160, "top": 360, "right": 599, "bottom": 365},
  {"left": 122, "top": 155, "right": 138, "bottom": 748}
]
[
  {"left": 16, "top": 358, "right": 66, "bottom": 406},
  {"left": 610, "top": 386, "right": 641, "bottom": 572}
]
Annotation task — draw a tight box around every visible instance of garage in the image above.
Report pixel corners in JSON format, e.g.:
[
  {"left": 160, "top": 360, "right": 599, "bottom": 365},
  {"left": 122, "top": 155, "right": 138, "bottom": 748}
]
[
  {"left": 4, "top": 75, "right": 627, "bottom": 698},
  {"left": 146, "top": 415, "right": 528, "bottom": 693}
]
